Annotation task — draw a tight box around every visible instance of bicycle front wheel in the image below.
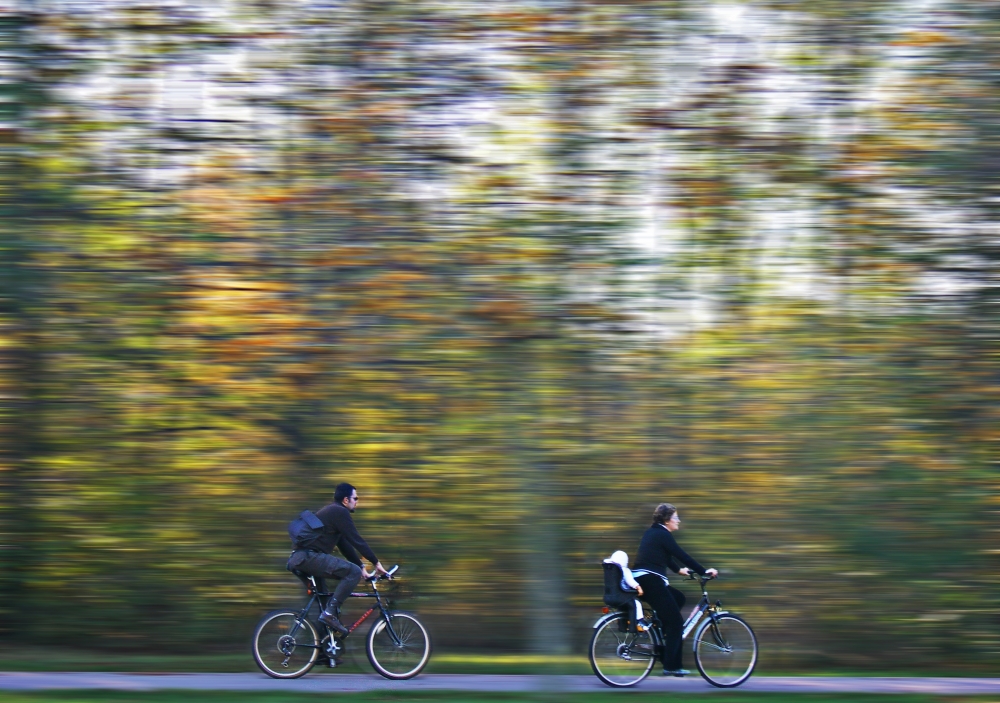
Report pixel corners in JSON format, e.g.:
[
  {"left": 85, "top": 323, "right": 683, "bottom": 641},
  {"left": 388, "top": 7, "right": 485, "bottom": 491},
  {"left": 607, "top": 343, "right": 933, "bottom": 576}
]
[
  {"left": 693, "top": 613, "right": 758, "bottom": 688},
  {"left": 589, "top": 612, "right": 656, "bottom": 688},
  {"left": 251, "top": 609, "right": 319, "bottom": 679},
  {"left": 366, "top": 611, "right": 431, "bottom": 680}
]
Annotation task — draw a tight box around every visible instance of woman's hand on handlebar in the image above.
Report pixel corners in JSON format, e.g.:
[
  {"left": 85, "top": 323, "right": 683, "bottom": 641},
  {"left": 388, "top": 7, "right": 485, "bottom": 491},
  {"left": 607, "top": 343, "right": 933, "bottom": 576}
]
[
  {"left": 374, "top": 562, "right": 391, "bottom": 579},
  {"left": 681, "top": 567, "right": 718, "bottom": 579}
]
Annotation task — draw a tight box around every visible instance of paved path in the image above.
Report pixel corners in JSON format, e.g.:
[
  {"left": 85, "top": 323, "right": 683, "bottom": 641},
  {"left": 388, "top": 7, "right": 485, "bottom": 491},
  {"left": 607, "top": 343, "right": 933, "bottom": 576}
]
[{"left": 1, "top": 673, "right": 999, "bottom": 694}]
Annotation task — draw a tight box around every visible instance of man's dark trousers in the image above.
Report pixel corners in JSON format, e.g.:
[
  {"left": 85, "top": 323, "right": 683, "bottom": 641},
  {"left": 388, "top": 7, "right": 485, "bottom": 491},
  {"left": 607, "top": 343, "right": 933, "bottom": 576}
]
[{"left": 288, "top": 550, "right": 362, "bottom": 607}]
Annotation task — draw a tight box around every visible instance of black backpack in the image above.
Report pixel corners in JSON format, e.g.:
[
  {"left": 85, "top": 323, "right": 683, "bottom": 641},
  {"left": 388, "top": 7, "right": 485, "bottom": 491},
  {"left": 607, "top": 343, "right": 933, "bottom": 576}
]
[
  {"left": 288, "top": 509, "right": 327, "bottom": 550},
  {"left": 603, "top": 562, "right": 637, "bottom": 610}
]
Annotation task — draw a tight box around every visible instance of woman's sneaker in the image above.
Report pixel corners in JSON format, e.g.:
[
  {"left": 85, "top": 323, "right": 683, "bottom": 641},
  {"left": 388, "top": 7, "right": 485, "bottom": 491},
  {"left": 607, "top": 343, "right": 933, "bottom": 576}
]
[{"left": 662, "top": 668, "right": 690, "bottom": 677}]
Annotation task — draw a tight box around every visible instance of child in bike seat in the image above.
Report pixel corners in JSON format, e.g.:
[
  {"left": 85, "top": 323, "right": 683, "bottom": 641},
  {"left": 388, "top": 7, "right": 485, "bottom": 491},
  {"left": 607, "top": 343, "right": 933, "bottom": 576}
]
[{"left": 604, "top": 550, "right": 645, "bottom": 623}]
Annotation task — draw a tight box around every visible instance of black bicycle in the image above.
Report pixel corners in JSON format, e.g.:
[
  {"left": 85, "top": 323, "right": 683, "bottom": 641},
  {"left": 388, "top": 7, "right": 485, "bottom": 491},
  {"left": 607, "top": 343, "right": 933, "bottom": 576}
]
[
  {"left": 251, "top": 564, "right": 431, "bottom": 680},
  {"left": 589, "top": 573, "right": 757, "bottom": 688}
]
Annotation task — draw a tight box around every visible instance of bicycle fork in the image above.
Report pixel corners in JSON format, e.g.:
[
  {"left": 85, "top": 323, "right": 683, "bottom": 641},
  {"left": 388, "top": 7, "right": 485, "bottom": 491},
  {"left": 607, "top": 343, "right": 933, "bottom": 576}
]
[
  {"left": 380, "top": 612, "right": 405, "bottom": 647},
  {"left": 700, "top": 616, "right": 733, "bottom": 653},
  {"left": 685, "top": 601, "right": 733, "bottom": 654}
]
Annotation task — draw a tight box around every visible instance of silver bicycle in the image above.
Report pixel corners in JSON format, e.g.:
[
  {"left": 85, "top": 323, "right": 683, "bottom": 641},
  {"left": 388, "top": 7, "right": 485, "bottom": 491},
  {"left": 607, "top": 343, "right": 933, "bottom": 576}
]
[{"left": 589, "top": 573, "right": 758, "bottom": 688}]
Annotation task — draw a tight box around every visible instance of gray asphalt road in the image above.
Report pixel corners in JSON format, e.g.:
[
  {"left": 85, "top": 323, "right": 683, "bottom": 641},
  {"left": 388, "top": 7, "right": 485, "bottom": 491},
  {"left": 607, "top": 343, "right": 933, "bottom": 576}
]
[{"left": 1, "top": 673, "right": 999, "bottom": 694}]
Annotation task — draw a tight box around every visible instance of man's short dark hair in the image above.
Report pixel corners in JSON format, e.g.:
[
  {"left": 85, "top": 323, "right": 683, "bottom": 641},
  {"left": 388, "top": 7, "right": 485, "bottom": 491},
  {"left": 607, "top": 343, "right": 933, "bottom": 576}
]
[{"left": 334, "top": 482, "right": 356, "bottom": 504}]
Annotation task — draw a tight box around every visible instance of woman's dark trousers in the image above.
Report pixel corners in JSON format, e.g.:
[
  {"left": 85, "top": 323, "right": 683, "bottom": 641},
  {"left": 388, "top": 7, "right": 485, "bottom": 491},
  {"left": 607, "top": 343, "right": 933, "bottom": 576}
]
[{"left": 636, "top": 574, "right": 687, "bottom": 671}]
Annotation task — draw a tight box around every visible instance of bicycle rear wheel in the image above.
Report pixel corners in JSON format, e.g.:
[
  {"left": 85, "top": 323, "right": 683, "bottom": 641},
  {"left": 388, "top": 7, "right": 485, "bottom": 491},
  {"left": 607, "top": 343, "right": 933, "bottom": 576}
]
[
  {"left": 366, "top": 611, "right": 431, "bottom": 680},
  {"left": 589, "top": 612, "right": 656, "bottom": 688},
  {"left": 252, "top": 609, "right": 319, "bottom": 679},
  {"left": 693, "top": 613, "right": 757, "bottom": 688}
]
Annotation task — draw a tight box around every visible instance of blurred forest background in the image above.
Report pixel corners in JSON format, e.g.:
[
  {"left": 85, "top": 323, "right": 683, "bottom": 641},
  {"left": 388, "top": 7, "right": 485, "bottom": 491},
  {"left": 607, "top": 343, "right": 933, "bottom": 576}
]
[{"left": 1, "top": 0, "right": 998, "bottom": 672}]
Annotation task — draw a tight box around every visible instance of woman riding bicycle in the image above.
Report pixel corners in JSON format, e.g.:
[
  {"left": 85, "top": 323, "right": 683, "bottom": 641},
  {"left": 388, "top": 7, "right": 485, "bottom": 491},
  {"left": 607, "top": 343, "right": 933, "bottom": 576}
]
[{"left": 632, "top": 502, "right": 718, "bottom": 677}]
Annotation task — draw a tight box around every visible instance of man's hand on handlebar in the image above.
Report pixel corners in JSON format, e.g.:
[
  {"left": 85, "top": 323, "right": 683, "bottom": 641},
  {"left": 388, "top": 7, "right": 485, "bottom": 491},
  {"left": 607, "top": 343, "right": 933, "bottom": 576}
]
[
  {"left": 705, "top": 568, "right": 719, "bottom": 578},
  {"left": 364, "top": 562, "right": 391, "bottom": 581},
  {"left": 363, "top": 562, "right": 399, "bottom": 583}
]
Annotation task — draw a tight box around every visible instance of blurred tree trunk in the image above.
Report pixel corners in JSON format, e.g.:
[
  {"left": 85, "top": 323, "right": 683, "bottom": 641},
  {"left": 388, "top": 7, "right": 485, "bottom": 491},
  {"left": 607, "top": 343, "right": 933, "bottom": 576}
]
[
  {"left": 0, "top": 7, "right": 52, "bottom": 637},
  {"left": 501, "top": 339, "right": 570, "bottom": 654}
]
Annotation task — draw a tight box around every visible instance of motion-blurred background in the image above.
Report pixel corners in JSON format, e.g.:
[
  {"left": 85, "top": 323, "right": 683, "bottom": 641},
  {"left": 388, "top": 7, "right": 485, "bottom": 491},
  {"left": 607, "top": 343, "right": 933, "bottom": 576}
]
[{"left": 1, "top": 0, "right": 997, "bottom": 673}]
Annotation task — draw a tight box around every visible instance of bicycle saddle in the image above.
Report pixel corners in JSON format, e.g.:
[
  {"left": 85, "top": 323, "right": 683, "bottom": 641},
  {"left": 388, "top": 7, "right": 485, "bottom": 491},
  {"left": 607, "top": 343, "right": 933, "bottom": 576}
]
[{"left": 289, "top": 567, "right": 327, "bottom": 594}]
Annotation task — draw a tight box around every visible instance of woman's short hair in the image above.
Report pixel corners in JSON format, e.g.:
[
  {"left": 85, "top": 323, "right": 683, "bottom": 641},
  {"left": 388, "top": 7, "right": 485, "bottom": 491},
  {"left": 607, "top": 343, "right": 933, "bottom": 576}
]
[{"left": 652, "top": 503, "right": 676, "bottom": 525}]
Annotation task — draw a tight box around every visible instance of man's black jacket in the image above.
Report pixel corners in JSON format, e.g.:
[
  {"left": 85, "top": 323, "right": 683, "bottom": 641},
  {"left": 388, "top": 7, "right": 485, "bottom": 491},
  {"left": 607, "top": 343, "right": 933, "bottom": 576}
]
[{"left": 310, "top": 502, "right": 378, "bottom": 567}]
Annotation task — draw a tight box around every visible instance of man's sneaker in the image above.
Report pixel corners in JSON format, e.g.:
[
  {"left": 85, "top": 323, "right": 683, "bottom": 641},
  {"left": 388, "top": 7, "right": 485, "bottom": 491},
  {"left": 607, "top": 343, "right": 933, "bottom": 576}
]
[
  {"left": 662, "top": 668, "right": 691, "bottom": 677},
  {"left": 318, "top": 609, "right": 349, "bottom": 636}
]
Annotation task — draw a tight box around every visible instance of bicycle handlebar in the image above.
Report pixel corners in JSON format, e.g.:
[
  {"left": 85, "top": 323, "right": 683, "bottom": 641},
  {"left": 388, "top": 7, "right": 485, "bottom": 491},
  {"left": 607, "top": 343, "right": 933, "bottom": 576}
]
[
  {"left": 686, "top": 572, "right": 717, "bottom": 583},
  {"left": 366, "top": 564, "right": 399, "bottom": 582}
]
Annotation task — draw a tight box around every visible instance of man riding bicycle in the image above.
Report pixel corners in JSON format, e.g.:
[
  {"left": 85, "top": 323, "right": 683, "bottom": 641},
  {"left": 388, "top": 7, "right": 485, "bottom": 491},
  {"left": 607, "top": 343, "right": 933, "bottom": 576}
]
[{"left": 286, "top": 482, "right": 389, "bottom": 635}]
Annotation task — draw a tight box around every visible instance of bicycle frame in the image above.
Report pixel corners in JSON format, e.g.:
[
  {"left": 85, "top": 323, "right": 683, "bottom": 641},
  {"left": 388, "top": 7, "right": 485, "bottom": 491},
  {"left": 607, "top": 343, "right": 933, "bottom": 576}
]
[
  {"left": 601, "top": 575, "right": 727, "bottom": 654},
  {"left": 681, "top": 582, "right": 727, "bottom": 638},
  {"left": 288, "top": 574, "right": 405, "bottom": 649}
]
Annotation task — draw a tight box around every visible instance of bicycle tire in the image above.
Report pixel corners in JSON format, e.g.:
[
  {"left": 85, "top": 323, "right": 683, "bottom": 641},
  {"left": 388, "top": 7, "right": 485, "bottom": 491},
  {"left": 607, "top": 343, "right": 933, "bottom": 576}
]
[
  {"left": 589, "top": 612, "right": 656, "bottom": 688},
  {"left": 251, "top": 609, "right": 319, "bottom": 679},
  {"left": 366, "top": 611, "right": 431, "bottom": 680},
  {"left": 693, "top": 613, "right": 757, "bottom": 688}
]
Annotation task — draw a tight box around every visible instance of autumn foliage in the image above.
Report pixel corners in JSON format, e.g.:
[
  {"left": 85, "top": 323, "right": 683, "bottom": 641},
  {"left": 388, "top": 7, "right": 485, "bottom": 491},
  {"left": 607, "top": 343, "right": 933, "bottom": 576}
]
[{"left": 0, "top": 1, "right": 997, "bottom": 670}]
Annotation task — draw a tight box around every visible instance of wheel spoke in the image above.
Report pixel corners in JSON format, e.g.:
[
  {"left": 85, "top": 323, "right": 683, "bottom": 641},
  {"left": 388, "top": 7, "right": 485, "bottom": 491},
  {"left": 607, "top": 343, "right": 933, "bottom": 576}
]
[{"left": 699, "top": 636, "right": 731, "bottom": 653}]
